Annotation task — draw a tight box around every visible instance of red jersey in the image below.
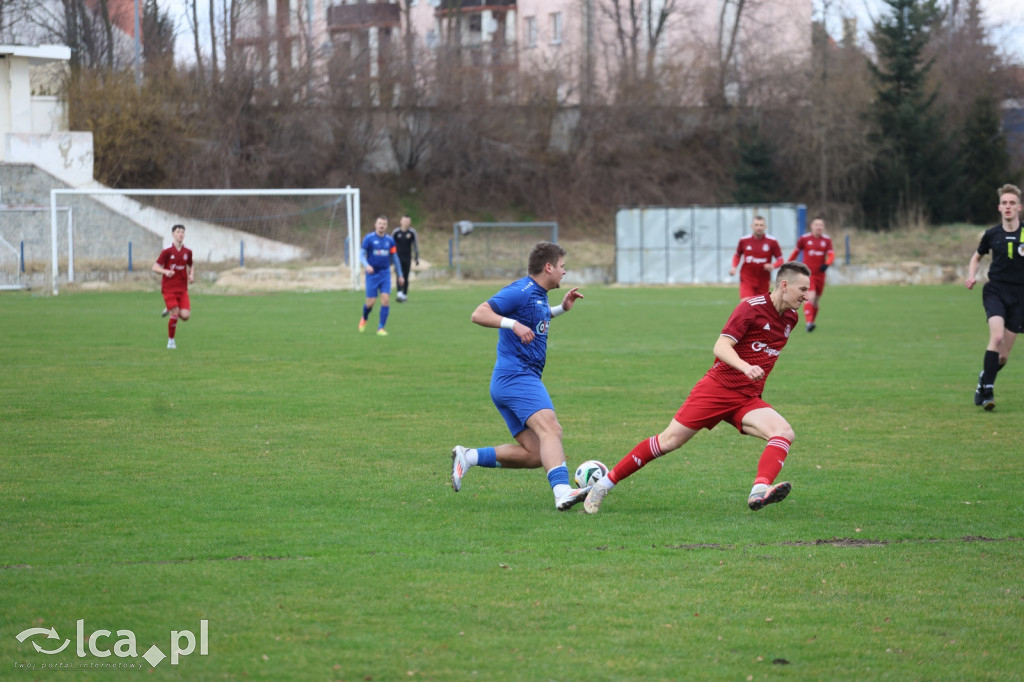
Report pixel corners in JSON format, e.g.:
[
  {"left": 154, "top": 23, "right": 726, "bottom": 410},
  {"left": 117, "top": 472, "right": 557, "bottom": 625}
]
[
  {"left": 705, "top": 295, "right": 797, "bottom": 398},
  {"left": 156, "top": 244, "right": 193, "bottom": 293},
  {"left": 734, "top": 234, "right": 782, "bottom": 296},
  {"left": 790, "top": 233, "right": 834, "bottom": 271}
]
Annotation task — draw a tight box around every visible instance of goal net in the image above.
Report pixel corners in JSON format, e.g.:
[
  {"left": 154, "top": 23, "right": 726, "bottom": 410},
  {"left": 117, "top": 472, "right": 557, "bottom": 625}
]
[
  {"left": 452, "top": 221, "right": 559, "bottom": 279},
  {"left": 45, "top": 188, "right": 360, "bottom": 295}
]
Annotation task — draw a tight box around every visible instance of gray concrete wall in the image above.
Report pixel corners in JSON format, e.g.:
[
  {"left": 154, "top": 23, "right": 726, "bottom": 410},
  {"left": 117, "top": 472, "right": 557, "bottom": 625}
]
[
  {"left": 1, "top": 163, "right": 312, "bottom": 290},
  {"left": 1, "top": 164, "right": 163, "bottom": 288},
  {"left": 1, "top": 164, "right": 162, "bottom": 263}
]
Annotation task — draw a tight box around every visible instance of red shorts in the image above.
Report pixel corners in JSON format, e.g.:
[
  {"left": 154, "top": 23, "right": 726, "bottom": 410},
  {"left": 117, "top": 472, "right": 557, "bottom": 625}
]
[
  {"left": 810, "top": 272, "right": 827, "bottom": 298},
  {"left": 162, "top": 291, "right": 190, "bottom": 312},
  {"left": 739, "top": 281, "right": 769, "bottom": 300},
  {"left": 674, "top": 375, "right": 771, "bottom": 433}
]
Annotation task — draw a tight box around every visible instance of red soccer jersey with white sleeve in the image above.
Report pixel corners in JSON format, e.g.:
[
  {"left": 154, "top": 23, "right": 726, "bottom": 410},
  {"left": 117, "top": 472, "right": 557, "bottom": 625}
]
[
  {"left": 156, "top": 245, "right": 193, "bottom": 294},
  {"left": 735, "top": 234, "right": 782, "bottom": 296},
  {"left": 705, "top": 295, "right": 797, "bottom": 398},
  {"left": 792, "top": 233, "right": 834, "bottom": 271}
]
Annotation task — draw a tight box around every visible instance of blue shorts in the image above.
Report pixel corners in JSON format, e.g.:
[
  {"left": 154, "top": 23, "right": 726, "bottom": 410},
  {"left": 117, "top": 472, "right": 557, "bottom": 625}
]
[
  {"left": 490, "top": 372, "right": 554, "bottom": 437},
  {"left": 365, "top": 270, "right": 392, "bottom": 298}
]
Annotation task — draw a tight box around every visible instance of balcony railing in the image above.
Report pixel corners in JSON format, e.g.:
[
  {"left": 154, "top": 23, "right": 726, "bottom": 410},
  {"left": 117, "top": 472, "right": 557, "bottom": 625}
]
[
  {"left": 433, "top": 0, "right": 516, "bottom": 12},
  {"left": 328, "top": 2, "right": 401, "bottom": 30}
]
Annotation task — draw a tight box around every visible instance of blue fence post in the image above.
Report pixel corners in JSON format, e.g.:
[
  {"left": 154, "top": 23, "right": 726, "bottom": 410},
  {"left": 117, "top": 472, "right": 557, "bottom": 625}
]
[
  {"left": 240, "top": 241, "right": 245, "bottom": 267},
  {"left": 20, "top": 241, "right": 25, "bottom": 273},
  {"left": 448, "top": 238, "right": 453, "bottom": 268},
  {"left": 128, "top": 242, "right": 133, "bottom": 271},
  {"left": 845, "top": 234, "right": 851, "bottom": 265}
]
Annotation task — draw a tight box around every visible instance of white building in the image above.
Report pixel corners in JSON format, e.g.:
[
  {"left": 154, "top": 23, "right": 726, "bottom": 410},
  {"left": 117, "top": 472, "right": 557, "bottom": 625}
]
[{"left": 0, "top": 44, "right": 94, "bottom": 186}]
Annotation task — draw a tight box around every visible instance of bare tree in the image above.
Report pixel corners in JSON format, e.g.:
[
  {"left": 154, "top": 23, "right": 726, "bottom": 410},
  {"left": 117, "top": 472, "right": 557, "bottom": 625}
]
[
  {"left": 712, "top": 0, "right": 746, "bottom": 107},
  {"left": 188, "top": 0, "right": 204, "bottom": 84},
  {"left": 597, "top": 0, "right": 681, "bottom": 101},
  {"left": 209, "top": 0, "right": 219, "bottom": 82}
]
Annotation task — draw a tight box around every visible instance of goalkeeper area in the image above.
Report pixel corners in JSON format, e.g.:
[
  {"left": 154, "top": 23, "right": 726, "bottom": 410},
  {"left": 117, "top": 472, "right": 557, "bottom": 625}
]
[
  {"left": 452, "top": 221, "right": 558, "bottom": 279},
  {"left": 27, "top": 188, "right": 361, "bottom": 294}
]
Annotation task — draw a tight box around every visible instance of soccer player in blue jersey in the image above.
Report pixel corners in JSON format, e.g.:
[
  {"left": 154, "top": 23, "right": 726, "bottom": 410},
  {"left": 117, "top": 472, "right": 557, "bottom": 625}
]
[
  {"left": 358, "top": 215, "right": 405, "bottom": 336},
  {"left": 450, "top": 241, "right": 589, "bottom": 510}
]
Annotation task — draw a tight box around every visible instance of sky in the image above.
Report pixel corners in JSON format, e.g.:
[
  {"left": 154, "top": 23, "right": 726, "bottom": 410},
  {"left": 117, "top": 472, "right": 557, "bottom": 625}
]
[
  {"left": 821, "top": 0, "right": 1024, "bottom": 61},
  {"left": 158, "top": 0, "right": 1024, "bottom": 64}
]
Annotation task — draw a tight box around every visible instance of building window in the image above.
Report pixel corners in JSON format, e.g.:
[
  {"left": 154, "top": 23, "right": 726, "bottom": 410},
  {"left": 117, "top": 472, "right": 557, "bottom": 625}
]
[
  {"left": 469, "top": 14, "right": 482, "bottom": 33},
  {"left": 549, "top": 12, "right": 562, "bottom": 45},
  {"left": 525, "top": 16, "right": 537, "bottom": 48}
]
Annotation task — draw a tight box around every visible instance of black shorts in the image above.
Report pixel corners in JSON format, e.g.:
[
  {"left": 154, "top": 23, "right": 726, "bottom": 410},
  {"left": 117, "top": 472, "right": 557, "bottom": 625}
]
[{"left": 982, "top": 280, "right": 1024, "bottom": 333}]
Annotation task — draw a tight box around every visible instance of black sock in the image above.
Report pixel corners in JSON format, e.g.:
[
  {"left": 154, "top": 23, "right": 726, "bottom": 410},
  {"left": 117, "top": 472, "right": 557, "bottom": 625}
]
[{"left": 981, "top": 350, "right": 1000, "bottom": 387}]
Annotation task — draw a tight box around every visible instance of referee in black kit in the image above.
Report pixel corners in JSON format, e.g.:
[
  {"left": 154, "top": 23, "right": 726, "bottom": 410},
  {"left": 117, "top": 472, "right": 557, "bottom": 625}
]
[
  {"left": 391, "top": 214, "right": 419, "bottom": 303},
  {"left": 965, "top": 183, "right": 1024, "bottom": 411}
]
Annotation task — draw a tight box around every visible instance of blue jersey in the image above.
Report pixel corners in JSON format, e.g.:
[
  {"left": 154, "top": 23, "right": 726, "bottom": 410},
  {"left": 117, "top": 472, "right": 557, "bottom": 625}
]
[
  {"left": 487, "top": 276, "right": 552, "bottom": 378},
  {"left": 361, "top": 232, "right": 400, "bottom": 275}
]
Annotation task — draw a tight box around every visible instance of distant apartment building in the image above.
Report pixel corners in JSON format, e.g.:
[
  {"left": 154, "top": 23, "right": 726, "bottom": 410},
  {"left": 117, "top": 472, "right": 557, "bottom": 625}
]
[{"left": 228, "top": 0, "right": 811, "bottom": 104}]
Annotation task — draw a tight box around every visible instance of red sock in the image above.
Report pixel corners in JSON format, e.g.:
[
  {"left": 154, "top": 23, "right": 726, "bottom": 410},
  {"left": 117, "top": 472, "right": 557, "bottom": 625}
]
[
  {"left": 169, "top": 316, "right": 178, "bottom": 339},
  {"left": 609, "top": 436, "right": 662, "bottom": 484},
  {"left": 804, "top": 302, "right": 815, "bottom": 323},
  {"left": 754, "top": 437, "right": 791, "bottom": 486}
]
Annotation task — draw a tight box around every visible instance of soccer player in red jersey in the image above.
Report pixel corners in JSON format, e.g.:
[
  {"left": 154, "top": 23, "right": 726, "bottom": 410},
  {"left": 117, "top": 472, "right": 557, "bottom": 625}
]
[
  {"left": 152, "top": 224, "right": 194, "bottom": 350},
  {"left": 583, "top": 261, "right": 811, "bottom": 514},
  {"left": 728, "top": 215, "right": 784, "bottom": 299},
  {"left": 789, "top": 216, "right": 835, "bottom": 332}
]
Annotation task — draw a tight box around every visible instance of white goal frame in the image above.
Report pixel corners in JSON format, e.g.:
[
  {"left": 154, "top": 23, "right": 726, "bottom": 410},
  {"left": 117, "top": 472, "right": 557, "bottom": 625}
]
[{"left": 49, "top": 187, "right": 361, "bottom": 295}]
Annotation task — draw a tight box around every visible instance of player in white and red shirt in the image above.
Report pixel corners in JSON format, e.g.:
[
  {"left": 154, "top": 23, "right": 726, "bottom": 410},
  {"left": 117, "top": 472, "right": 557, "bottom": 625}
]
[
  {"left": 789, "top": 216, "right": 835, "bottom": 332},
  {"left": 583, "top": 261, "right": 812, "bottom": 514},
  {"left": 729, "top": 215, "right": 784, "bottom": 299},
  {"left": 152, "top": 224, "right": 194, "bottom": 349}
]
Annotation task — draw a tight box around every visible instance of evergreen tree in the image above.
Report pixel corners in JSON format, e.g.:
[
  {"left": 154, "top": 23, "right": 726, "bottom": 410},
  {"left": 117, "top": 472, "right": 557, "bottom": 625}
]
[
  {"left": 960, "top": 94, "right": 1012, "bottom": 224},
  {"left": 733, "top": 128, "right": 780, "bottom": 204},
  {"left": 861, "top": 0, "right": 953, "bottom": 229}
]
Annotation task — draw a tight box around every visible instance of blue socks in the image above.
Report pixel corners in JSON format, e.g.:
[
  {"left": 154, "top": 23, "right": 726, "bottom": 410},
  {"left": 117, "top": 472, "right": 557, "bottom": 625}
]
[
  {"left": 546, "top": 464, "right": 571, "bottom": 489},
  {"left": 477, "top": 447, "right": 498, "bottom": 468}
]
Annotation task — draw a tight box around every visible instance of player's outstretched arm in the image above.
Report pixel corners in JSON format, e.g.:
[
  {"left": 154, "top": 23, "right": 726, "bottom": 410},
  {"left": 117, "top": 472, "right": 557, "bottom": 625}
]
[
  {"left": 560, "top": 287, "right": 583, "bottom": 312},
  {"left": 471, "top": 302, "right": 534, "bottom": 344}
]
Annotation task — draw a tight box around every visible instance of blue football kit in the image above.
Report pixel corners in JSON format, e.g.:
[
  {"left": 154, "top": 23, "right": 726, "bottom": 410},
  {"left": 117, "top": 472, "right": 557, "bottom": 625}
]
[
  {"left": 486, "top": 276, "right": 555, "bottom": 436},
  {"left": 361, "top": 232, "right": 403, "bottom": 297}
]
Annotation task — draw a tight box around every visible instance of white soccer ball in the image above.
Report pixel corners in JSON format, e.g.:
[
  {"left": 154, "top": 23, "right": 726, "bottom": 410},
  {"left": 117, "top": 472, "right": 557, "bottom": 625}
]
[{"left": 574, "top": 459, "right": 608, "bottom": 488}]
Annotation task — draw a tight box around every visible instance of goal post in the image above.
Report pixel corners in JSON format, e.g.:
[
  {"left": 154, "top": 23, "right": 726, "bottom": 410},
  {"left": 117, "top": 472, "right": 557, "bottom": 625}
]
[
  {"left": 48, "top": 187, "right": 360, "bottom": 295},
  {"left": 452, "top": 221, "right": 559, "bottom": 279}
]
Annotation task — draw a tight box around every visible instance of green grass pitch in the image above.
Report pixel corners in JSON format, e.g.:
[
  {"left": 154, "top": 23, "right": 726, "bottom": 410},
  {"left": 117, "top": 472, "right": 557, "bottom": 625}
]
[{"left": 1, "top": 284, "right": 1022, "bottom": 680}]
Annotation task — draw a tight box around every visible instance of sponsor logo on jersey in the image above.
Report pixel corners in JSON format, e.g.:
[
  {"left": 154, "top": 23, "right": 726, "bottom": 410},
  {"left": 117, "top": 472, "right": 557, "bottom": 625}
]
[{"left": 750, "top": 341, "right": 780, "bottom": 357}]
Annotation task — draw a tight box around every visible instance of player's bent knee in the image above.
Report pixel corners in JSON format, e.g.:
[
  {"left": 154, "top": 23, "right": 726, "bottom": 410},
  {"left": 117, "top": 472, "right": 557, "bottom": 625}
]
[
  {"left": 773, "top": 424, "right": 795, "bottom": 442},
  {"left": 179, "top": 310, "right": 190, "bottom": 321}
]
